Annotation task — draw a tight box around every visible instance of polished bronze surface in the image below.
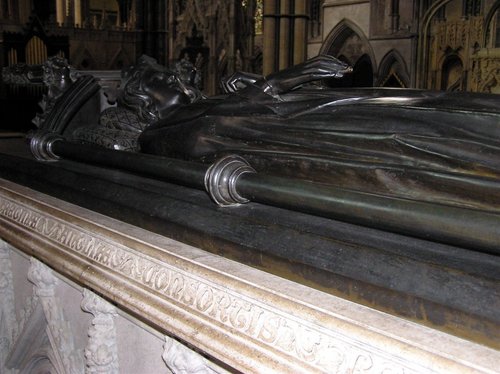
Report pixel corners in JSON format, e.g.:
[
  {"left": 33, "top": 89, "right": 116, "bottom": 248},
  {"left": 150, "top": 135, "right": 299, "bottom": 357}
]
[{"left": 23, "top": 55, "right": 500, "bottom": 252}]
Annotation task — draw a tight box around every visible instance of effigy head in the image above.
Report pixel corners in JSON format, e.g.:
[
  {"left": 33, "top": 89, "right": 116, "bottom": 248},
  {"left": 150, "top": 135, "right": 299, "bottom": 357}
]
[
  {"left": 42, "top": 56, "right": 75, "bottom": 93},
  {"left": 118, "top": 55, "right": 201, "bottom": 124}
]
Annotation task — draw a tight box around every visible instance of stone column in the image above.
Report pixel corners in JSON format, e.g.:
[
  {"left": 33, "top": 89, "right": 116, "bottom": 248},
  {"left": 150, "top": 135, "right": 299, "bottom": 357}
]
[
  {"left": 293, "top": 0, "right": 307, "bottom": 65},
  {"left": 74, "top": 0, "right": 82, "bottom": 27},
  {"left": 128, "top": 0, "right": 137, "bottom": 29},
  {"left": 65, "top": 0, "right": 74, "bottom": 26},
  {"left": 116, "top": 4, "right": 121, "bottom": 27},
  {"left": 390, "top": 0, "right": 400, "bottom": 33},
  {"left": 227, "top": 1, "right": 236, "bottom": 75},
  {"left": 278, "top": 0, "right": 291, "bottom": 70},
  {"left": 206, "top": 12, "right": 218, "bottom": 95},
  {"left": 56, "top": 0, "right": 64, "bottom": 26},
  {"left": 263, "top": 0, "right": 277, "bottom": 74},
  {"left": 156, "top": 0, "right": 167, "bottom": 64}
]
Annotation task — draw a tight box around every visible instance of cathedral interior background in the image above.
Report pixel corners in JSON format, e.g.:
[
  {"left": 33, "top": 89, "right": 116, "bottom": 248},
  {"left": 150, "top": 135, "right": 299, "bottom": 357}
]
[
  {"left": 1, "top": 3, "right": 500, "bottom": 372},
  {"left": 1, "top": 0, "right": 500, "bottom": 131}
]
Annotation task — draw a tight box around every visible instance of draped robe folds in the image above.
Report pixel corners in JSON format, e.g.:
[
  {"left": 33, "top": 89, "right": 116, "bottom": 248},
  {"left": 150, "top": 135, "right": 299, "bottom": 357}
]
[{"left": 139, "top": 87, "right": 500, "bottom": 214}]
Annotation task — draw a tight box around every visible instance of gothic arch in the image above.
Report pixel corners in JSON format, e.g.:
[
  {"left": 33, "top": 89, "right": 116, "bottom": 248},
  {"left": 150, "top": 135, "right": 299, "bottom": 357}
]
[
  {"left": 320, "top": 19, "right": 376, "bottom": 87},
  {"left": 377, "top": 49, "right": 410, "bottom": 88},
  {"left": 416, "top": 0, "right": 455, "bottom": 87},
  {"left": 321, "top": 19, "right": 375, "bottom": 67},
  {"left": 353, "top": 54, "right": 374, "bottom": 87},
  {"left": 484, "top": 0, "right": 500, "bottom": 47},
  {"left": 308, "top": 0, "right": 322, "bottom": 39},
  {"left": 21, "top": 355, "right": 59, "bottom": 374},
  {"left": 440, "top": 54, "right": 464, "bottom": 91}
]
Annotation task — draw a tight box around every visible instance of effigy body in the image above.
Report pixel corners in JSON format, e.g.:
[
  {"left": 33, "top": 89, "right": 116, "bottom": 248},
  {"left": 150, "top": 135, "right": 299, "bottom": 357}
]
[
  {"left": 24, "top": 55, "right": 500, "bottom": 250},
  {"left": 139, "top": 85, "right": 500, "bottom": 214}
]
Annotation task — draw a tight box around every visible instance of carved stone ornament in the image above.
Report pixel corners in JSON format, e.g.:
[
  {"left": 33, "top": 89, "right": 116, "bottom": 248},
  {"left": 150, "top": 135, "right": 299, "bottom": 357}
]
[
  {"left": 28, "top": 258, "right": 84, "bottom": 373},
  {"left": 471, "top": 54, "right": 500, "bottom": 93},
  {"left": 81, "top": 288, "right": 119, "bottom": 374},
  {"left": 1, "top": 255, "right": 83, "bottom": 373},
  {"left": 162, "top": 336, "right": 220, "bottom": 374},
  {"left": 0, "top": 241, "right": 17, "bottom": 371}
]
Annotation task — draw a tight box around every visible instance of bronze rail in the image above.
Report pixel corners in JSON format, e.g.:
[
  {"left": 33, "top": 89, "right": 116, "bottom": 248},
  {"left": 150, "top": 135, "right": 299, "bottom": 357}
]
[{"left": 30, "top": 133, "right": 500, "bottom": 254}]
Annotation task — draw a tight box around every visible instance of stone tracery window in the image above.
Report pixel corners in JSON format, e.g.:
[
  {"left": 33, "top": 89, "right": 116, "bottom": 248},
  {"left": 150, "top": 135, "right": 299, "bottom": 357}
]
[
  {"left": 464, "top": 0, "right": 481, "bottom": 16},
  {"left": 389, "top": 0, "right": 400, "bottom": 32},
  {"left": 309, "top": 0, "right": 321, "bottom": 38},
  {"left": 484, "top": 2, "right": 500, "bottom": 48}
]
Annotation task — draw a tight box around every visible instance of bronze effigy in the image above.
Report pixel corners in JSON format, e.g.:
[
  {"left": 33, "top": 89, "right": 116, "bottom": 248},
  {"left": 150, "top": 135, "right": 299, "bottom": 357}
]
[
  {"left": 27, "top": 54, "right": 500, "bottom": 253},
  {"left": 2, "top": 55, "right": 499, "bottom": 348}
]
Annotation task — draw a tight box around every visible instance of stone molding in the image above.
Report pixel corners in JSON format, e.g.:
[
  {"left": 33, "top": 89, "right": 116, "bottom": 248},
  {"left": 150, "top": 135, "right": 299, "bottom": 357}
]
[{"left": 0, "top": 178, "right": 499, "bottom": 373}]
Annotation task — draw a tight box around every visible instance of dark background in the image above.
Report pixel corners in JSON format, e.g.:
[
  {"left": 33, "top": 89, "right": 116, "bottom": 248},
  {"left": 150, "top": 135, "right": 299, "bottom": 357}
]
[{"left": 1, "top": 81, "right": 42, "bottom": 132}]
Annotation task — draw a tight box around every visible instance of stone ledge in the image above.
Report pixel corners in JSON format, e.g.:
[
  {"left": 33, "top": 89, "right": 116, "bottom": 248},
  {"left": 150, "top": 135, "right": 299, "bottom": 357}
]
[{"left": 0, "top": 178, "right": 498, "bottom": 373}]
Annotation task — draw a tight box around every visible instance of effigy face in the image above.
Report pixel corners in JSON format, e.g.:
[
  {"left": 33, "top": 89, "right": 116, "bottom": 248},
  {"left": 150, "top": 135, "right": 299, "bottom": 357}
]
[{"left": 118, "top": 55, "right": 202, "bottom": 124}]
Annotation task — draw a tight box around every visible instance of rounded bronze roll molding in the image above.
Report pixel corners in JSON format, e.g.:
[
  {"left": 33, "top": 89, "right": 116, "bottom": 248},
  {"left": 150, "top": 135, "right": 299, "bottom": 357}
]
[
  {"left": 29, "top": 132, "right": 64, "bottom": 162},
  {"left": 27, "top": 135, "right": 500, "bottom": 254},
  {"left": 204, "top": 155, "right": 256, "bottom": 206}
]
